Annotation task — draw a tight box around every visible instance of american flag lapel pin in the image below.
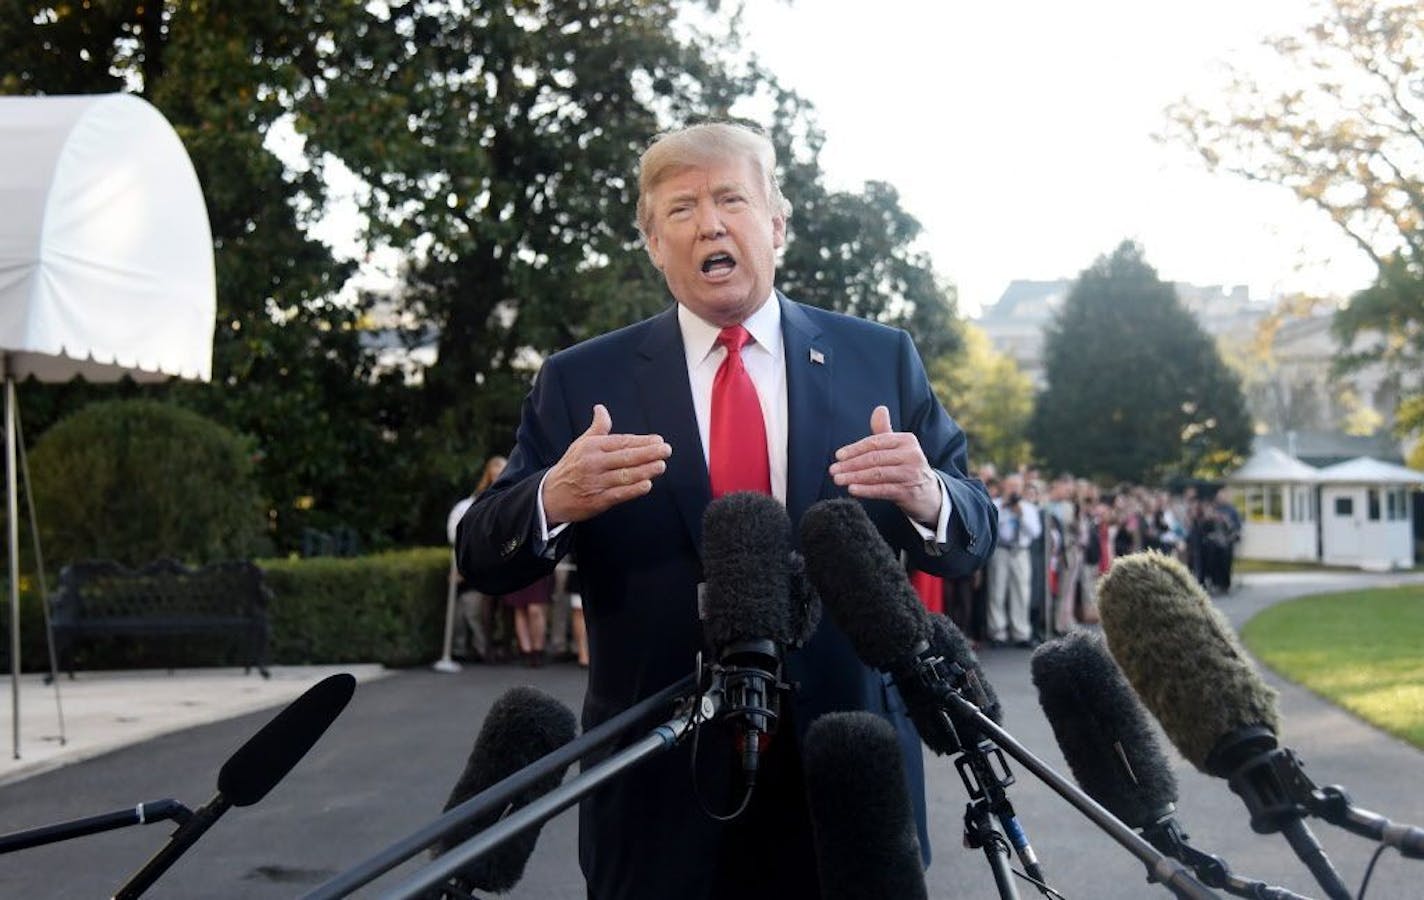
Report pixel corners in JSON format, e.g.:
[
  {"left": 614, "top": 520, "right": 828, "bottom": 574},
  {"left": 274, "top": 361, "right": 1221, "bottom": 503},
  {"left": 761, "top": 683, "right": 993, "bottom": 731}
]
[{"left": 809, "top": 348, "right": 825, "bottom": 365}]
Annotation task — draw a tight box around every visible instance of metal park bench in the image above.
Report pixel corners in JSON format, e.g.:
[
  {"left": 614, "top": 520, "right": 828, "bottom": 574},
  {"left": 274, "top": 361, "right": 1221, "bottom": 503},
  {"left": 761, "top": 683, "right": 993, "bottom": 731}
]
[{"left": 50, "top": 558, "right": 271, "bottom": 678}]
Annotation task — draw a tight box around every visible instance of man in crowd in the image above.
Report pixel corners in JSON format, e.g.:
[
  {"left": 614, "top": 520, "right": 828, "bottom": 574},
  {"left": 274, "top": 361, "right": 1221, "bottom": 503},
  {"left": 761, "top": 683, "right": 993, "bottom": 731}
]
[
  {"left": 457, "top": 121, "right": 995, "bottom": 900},
  {"left": 987, "top": 472, "right": 1042, "bottom": 648}
]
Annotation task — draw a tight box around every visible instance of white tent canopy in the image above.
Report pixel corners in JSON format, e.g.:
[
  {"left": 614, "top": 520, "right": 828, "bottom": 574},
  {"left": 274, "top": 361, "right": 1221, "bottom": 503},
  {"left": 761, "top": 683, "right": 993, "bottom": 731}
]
[
  {"left": 1, "top": 93, "right": 215, "bottom": 758},
  {"left": 0, "top": 93, "right": 215, "bottom": 382}
]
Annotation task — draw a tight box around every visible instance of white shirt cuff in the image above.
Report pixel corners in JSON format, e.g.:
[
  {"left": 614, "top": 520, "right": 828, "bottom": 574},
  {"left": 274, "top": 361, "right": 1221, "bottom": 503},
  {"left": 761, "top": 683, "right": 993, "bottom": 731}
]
[
  {"left": 907, "top": 475, "right": 953, "bottom": 546},
  {"left": 536, "top": 470, "right": 570, "bottom": 556}
]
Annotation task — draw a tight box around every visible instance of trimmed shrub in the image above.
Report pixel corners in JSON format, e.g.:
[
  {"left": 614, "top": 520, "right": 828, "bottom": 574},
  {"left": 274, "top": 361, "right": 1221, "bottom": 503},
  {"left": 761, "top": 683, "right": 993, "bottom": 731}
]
[
  {"left": 28, "top": 399, "right": 268, "bottom": 567},
  {"left": 260, "top": 547, "right": 448, "bottom": 667},
  {"left": 5, "top": 549, "right": 450, "bottom": 671}
]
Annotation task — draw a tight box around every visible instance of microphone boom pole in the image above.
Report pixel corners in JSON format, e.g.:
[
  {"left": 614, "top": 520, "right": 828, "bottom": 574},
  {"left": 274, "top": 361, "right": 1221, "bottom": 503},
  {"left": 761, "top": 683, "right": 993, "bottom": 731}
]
[
  {"left": 302, "top": 672, "right": 697, "bottom": 900},
  {"left": 382, "top": 681, "right": 720, "bottom": 900}
]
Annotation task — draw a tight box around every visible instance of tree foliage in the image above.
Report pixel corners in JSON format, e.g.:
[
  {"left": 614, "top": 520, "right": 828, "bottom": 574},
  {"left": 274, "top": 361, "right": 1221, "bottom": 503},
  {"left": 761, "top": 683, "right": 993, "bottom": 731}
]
[
  {"left": 930, "top": 323, "right": 1032, "bottom": 471},
  {"left": 1164, "top": 0, "right": 1423, "bottom": 459},
  {"left": 1028, "top": 242, "right": 1253, "bottom": 483},
  {"left": 2, "top": 0, "right": 966, "bottom": 548},
  {"left": 0, "top": 1, "right": 413, "bottom": 552}
]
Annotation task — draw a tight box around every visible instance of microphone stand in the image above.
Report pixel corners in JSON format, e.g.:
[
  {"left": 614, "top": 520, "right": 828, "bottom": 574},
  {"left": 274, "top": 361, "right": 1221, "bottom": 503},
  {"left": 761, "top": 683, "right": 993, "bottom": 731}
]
[
  {"left": 1209, "top": 729, "right": 1354, "bottom": 900},
  {"left": 0, "top": 800, "right": 193, "bottom": 854},
  {"left": 381, "top": 657, "right": 790, "bottom": 900},
  {"left": 302, "top": 673, "right": 698, "bottom": 900},
  {"left": 936, "top": 689, "right": 1220, "bottom": 900},
  {"left": 1141, "top": 818, "right": 1314, "bottom": 900}
]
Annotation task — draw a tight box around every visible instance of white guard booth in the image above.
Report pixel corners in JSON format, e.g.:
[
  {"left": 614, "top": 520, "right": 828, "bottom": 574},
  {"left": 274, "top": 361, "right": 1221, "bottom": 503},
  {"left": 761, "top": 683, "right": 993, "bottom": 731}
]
[
  {"left": 1316, "top": 457, "right": 1424, "bottom": 571},
  {"left": 1227, "top": 446, "right": 1322, "bottom": 563},
  {"left": 0, "top": 93, "right": 215, "bottom": 756}
]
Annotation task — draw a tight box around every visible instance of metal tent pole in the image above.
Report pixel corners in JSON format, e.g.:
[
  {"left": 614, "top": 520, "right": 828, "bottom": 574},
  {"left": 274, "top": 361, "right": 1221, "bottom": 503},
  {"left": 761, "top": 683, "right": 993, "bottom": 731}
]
[
  {"left": 15, "top": 402, "right": 64, "bottom": 744},
  {"left": 6, "top": 370, "right": 20, "bottom": 759}
]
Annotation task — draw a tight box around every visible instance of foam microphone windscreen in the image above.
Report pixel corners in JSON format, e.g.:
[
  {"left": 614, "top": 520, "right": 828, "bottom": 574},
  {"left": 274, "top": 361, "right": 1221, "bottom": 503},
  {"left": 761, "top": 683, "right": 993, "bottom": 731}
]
[
  {"left": 799, "top": 499, "right": 930, "bottom": 669},
  {"left": 701, "top": 491, "right": 799, "bottom": 651},
  {"left": 431, "top": 686, "right": 578, "bottom": 893},
  {"left": 804, "top": 712, "right": 929, "bottom": 900},
  {"left": 1098, "top": 551, "right": 1280, "bottom": 775},
  {"left": 1031, "top": 631, "right": 1179, "bottom": 828},
  {"left": 217, "top": 672, "right": 356, "bottom": 807}
]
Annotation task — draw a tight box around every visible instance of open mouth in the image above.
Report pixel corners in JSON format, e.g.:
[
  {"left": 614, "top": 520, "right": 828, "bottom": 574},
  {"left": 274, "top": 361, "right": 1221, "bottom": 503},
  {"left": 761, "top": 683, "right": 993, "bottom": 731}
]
[{"left": 700, "top": 252, "right": 736, "bottom": 276}]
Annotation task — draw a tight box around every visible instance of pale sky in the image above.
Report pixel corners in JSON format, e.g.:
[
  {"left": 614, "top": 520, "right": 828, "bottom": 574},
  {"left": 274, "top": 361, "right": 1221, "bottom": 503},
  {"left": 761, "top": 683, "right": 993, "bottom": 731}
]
[{"left": 732, "top": 0, "right": 1378, "bottom": 316}]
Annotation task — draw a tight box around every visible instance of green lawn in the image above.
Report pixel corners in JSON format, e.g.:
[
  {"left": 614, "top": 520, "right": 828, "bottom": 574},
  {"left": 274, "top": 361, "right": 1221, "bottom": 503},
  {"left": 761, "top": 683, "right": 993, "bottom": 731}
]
[
  {"left": 1234, "top": 558, "right": 1357, "bottom": 574},
  {"left": 1241, "top": 586, "right": 1424, "bottom": 750}
]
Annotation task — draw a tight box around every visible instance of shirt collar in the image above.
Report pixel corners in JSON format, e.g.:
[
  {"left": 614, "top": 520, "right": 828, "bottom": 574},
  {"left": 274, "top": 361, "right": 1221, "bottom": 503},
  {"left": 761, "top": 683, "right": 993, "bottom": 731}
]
[{"left": 678, "top": 292, "right": 783, "bottom": 369}]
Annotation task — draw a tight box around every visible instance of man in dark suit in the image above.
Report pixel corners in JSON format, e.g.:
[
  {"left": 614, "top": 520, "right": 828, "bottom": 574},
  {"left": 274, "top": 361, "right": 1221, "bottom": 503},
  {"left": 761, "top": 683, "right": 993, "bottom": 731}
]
[{"left": 458, "top": 121, "right": 995, "bottom": 900}]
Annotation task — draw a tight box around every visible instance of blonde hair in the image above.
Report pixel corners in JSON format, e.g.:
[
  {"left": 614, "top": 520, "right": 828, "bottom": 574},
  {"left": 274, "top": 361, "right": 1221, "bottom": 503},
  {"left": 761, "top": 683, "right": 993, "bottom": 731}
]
[
  {"left": 635, "top": 121, "right": 792, "bottom": 239},
  {"left": 476, "top": 455, "right": 508, "bottom": 494}
]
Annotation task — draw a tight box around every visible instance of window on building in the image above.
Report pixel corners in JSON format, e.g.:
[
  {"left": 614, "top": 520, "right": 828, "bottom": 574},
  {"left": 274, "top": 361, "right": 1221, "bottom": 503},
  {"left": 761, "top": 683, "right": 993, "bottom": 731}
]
[
  {"left": 1367, "top": 488, "right": 1381, "bottom": 521},
  {"left": 1265, "top": 486, "right": 1283, "bottom": 521},
  {"left": 1334, "top": 496, "right": 1353, "bottom": 517}
]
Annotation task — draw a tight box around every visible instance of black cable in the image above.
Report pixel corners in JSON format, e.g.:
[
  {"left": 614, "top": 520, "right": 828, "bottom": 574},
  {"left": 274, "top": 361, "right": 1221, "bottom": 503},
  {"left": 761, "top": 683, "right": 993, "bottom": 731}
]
[
  {"left": 1356, "top": 842, "right": 1387, "bottom": 900},
  {"left": 1010, "top": 865, "right": 1069, "bottom": 900}
]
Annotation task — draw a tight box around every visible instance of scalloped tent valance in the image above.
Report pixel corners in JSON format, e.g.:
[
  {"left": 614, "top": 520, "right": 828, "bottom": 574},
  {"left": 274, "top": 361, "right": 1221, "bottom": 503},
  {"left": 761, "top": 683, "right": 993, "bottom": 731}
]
[{"left": 0, "top": 93, "right": 214, "bottom": 382}]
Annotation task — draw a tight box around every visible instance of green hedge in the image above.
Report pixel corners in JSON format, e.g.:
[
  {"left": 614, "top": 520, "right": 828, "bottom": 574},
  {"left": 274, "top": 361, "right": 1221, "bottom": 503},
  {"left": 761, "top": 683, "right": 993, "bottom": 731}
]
[
  {"left": 1, "top": 548, "right": 451, "bottom": 672},
  {"left": 261, "top": 547, "right": 449, "bottom": 667}
]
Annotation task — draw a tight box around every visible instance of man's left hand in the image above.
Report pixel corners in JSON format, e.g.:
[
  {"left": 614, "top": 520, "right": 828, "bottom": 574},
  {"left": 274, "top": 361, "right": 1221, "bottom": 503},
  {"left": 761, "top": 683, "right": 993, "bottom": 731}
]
[{"left": 829, "top": 405, "right": 942, "bottom": 526}]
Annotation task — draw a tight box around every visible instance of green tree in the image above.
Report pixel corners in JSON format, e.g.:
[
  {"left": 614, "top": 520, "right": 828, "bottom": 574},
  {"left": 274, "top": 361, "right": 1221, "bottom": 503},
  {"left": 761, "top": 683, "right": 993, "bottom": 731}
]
[
  {"left": 0, "top": 1, "right": 414, "bottom": 551},
  {"left": 1334, "top": 256, "right": 1424, "bottom": 465},
  {"left": 769, "top": 98, "right": 960, "bottom": 359},
  {"left": 3, "top": 1, "right": 971, "bottom": 547},
  {"left": 930, "top": 323, "right": 1033, "bottom": 470},
  {"left": 1164, "top": 0, "right": 1423, "bottom": 463},
  {"left": 1028, "top": 242, "right": 1253, "bottom": 483},
  {"left": 299, "top": 4, "right": 964, "bottom": 526}
]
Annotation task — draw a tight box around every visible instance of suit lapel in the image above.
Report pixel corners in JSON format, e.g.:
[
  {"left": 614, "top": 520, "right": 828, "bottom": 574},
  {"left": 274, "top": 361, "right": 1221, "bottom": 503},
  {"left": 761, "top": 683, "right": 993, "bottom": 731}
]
[
  {"left": 634, "top": 306, "right": 711, "bottom": 551},
  {"left": 780, "top": 295, "right": 833, "bottom": 523}
]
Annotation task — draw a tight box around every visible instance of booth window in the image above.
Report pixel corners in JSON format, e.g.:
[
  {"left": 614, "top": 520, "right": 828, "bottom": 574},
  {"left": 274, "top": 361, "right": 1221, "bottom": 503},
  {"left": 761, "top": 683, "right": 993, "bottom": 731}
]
[
  {"left": 1334, "top": 496, "right": 1353, "bottom": 517},
  {"left": 1367, "top": 489, "right": 1381, "bottom": 521}
]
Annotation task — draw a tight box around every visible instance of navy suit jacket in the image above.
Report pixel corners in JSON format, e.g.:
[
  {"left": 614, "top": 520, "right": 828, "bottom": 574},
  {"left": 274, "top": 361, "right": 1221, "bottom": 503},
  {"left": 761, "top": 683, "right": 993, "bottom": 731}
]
[{"left": 458, "top": 294, "right": 996, "bottom": 900}]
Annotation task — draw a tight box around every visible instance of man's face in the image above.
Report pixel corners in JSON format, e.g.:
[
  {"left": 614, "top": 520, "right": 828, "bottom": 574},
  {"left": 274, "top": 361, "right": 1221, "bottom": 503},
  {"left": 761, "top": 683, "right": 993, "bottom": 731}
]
[{"left": 644, "top": 157, "right": 786, "bottom": 327}]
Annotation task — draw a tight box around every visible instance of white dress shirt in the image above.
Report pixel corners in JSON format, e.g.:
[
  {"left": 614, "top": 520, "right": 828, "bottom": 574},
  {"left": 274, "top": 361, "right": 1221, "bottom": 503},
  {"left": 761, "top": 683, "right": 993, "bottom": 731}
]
[{"left": 537, "top": 293, "right": 950, "bottom": 545}]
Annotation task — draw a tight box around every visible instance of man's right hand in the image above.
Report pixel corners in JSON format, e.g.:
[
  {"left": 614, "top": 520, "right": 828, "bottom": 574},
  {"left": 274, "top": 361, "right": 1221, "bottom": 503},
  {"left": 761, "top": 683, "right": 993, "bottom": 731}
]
[{"left": 542, "top": 404, "right": 672, "bottom": 526}]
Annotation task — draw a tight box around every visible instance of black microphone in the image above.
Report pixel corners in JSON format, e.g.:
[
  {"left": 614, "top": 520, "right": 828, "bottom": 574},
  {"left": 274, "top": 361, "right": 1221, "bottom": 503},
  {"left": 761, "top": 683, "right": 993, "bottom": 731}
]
[
  {"left": 1032, "top": 631, "right": 1311, "bottom": 900},
  {"left": 804, "top": 711, "right": 929, "bottom": 900},
  {"left": 701, "top": 491, "right": 817, "bottom": 787},
  {"left": 427, "top": 686, "right": 578, "bottom": 896},
  {"left": 1031, "top": 631, "right": 1178, "bottom": 830},
  {"left": 1098, "top": 552, "right": 1423, "bottom": 899},
  {"left": 113, "top": 672, "right": 357, "bottom": 899},
  {"left": 800, "top": 498, "right": 1046, "bottom": 890}
]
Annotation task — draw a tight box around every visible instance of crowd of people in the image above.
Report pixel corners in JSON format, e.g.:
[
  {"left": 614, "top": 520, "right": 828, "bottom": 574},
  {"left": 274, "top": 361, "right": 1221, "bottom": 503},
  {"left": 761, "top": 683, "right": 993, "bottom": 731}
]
[
  {"left": 445, "top": 456, "right": 589, "bottom": 668},
  {"left": 451, "top": 456, "right": 1245, "bottom": 665},
  {"left": 919, "top": 466, "right": 1243, "bottom": 650}
]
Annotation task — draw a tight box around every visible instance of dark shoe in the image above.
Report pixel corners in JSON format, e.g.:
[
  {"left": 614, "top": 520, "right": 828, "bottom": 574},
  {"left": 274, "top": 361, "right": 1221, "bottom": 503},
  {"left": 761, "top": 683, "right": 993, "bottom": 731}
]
[
  {"left": 526, "top": 650, "right": 546, "bottom": 668},
  {"left": 1014, "top": 639, "right": 1040, "bottom": 650},
  {"left": 987, "top": 639, "right": 1008, "bottom": 650}
]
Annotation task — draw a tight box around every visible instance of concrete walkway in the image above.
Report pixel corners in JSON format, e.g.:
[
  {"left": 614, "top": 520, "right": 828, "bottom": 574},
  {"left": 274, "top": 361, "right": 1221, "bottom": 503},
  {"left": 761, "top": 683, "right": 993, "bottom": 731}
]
[
  {"left": 0, "top": 570, "right": 1420, "bottom": 899},
  {"left": 1, "top": 665, "right": 390, "bottom": 788}
]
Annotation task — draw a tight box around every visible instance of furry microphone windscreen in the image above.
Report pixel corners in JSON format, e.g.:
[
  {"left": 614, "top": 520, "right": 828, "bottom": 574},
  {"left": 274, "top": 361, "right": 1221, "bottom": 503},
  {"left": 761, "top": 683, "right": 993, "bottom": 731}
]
[
  {"left": 701, "top": 491, "right": 797, "bottom": 651},
  {"left": 804, "top": 711, "right": 929, "bottom": 900},
  {"left": 1098, "top": 551, "right": 1280, "bottom": 775},
  {"left": 217, "top": 672, "right": 356, "bottom": 808},
  {"left": 799, "top": 499, "right": 931, "bottom": 669},
  {"left": 431, "top": 686, "right": 578, "bottom": 893},
  {"left": 1031, "top": 631, "right": 1179, "bottom": 828}
]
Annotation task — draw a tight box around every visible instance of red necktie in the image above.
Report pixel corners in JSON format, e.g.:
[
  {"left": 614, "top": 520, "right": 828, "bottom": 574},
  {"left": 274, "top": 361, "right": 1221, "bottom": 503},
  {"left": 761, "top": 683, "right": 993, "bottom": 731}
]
[{"left": 708, "top": 325, "right": 771, "bottom": 497}]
